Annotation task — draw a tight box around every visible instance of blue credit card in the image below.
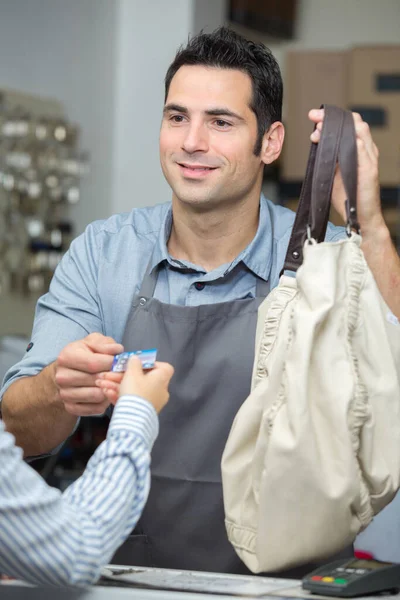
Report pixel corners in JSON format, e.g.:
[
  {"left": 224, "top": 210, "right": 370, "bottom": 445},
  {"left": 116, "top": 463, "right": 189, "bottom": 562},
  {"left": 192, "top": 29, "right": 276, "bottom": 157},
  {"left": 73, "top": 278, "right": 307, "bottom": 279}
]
[{"left": 111, "top": 349, "right": 157, "bottom": 372}]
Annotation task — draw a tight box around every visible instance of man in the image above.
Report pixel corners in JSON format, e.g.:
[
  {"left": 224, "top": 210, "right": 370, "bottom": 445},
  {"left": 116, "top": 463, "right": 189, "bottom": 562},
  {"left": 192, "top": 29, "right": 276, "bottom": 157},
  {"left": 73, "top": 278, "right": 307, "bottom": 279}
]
[
  {"left": 0, "top": 355, "right": 173, "bottom": 586},
  {"left": 1, "top": 27, "right": 399, "bottom": 575}
]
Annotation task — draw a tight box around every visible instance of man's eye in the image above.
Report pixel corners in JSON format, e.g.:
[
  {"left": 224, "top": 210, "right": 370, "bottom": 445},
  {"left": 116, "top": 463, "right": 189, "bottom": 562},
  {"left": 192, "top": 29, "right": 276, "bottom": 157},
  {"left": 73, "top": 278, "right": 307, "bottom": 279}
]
[
  {"left": 171, "top": 115, "right": 184, "bottom": 123},
  {"left": 215, "top": 120, "right": 231, "bottom": 128}
]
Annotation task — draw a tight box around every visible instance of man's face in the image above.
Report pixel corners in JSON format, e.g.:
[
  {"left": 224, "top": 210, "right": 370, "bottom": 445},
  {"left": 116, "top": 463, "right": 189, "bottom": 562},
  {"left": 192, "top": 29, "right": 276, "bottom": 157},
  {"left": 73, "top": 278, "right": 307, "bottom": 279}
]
[{"left": 160, "top": 66, "right": 265, "bottom": 210}]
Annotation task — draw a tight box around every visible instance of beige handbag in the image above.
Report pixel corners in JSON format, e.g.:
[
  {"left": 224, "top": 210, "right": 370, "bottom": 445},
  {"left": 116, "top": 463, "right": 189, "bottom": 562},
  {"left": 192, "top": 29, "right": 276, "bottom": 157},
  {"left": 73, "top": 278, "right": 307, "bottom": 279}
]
[{"left": 221, "top": 105, "right": 400, "bottom": 574}]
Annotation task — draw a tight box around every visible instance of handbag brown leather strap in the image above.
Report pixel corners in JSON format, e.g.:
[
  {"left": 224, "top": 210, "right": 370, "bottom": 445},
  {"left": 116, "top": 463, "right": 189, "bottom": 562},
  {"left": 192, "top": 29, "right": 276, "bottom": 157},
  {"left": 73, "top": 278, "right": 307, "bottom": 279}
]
[{"left": 283, "top": 105, "right": 359, "bottom": 274}]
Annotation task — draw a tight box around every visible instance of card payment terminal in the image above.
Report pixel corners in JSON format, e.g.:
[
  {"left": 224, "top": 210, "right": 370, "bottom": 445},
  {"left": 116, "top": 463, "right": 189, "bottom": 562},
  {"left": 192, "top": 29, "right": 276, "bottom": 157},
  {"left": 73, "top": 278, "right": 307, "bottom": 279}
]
[{"left": 302, "top": 557, "right": 400, "bottom": 597}]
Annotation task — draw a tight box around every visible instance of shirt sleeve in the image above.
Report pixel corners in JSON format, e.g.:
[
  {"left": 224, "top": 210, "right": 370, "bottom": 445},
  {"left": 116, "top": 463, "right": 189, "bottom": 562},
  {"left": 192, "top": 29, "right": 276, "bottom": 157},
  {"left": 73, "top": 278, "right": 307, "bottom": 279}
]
[
  {"left": 0, "top": 395, "right": 157, "bottom": 587},
  {"left": 325, "top": 221, "right": 346, "bottom": 241},
  {"left": 0, "top": 221, "right": 104, "bottom": 401}
]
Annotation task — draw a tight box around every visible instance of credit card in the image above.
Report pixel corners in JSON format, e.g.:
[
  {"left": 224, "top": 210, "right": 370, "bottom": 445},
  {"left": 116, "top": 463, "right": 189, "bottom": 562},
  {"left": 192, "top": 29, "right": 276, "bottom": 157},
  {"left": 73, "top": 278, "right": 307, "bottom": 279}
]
[{"left": 111, "top": 349, "right": 157, "bottom": 372}]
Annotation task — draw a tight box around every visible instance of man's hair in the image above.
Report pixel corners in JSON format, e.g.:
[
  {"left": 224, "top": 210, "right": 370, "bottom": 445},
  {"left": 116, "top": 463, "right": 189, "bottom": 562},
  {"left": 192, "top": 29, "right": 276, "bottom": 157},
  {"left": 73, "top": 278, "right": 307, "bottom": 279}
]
[{"left": 165, "top": 26, "right": 283, "bottom": 155}]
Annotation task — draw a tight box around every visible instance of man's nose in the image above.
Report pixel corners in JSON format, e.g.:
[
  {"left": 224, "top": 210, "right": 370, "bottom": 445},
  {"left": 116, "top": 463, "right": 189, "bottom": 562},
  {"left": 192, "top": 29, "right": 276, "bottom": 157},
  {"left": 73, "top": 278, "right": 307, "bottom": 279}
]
[{"left": 181, "top": 122, "right": 209, "bottom": 154}]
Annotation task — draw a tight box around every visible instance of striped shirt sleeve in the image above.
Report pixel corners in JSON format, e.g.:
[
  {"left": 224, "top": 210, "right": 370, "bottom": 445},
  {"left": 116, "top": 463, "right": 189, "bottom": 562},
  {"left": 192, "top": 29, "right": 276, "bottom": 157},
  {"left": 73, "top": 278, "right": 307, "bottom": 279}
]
[{"left": 0, "top": 394, "right": 158, "bottom": 586}]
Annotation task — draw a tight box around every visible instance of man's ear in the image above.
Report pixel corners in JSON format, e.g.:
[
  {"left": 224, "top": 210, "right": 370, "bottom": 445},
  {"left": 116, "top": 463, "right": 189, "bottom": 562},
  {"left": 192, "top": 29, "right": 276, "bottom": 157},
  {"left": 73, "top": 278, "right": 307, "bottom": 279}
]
[{"left": 260, "top": 122, "right": 285, "bottom": 165}]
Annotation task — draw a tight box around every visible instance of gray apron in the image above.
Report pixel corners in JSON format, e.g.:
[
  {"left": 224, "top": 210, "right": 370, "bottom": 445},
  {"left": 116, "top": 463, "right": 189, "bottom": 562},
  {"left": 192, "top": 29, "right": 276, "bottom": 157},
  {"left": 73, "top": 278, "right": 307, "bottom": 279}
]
[{"left": 111, "top": 253, "right": 353, "bottom": 576}]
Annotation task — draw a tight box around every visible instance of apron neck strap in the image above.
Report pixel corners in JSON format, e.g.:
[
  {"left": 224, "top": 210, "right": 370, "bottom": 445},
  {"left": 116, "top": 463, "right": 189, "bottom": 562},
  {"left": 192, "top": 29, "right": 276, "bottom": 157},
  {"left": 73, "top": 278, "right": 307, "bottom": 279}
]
[
  {"left": 255, "top": 278, "right": 270, "bottom": 298},
  {"left": 139, "top": 254, "right": 159, "bottom": 298}
]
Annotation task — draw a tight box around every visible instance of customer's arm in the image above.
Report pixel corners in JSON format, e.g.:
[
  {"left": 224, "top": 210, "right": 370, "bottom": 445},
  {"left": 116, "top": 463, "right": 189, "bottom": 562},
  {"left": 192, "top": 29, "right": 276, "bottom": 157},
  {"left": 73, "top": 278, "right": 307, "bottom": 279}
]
[{"left": 0, "top": 359, "right": 173, "bottom": 587}]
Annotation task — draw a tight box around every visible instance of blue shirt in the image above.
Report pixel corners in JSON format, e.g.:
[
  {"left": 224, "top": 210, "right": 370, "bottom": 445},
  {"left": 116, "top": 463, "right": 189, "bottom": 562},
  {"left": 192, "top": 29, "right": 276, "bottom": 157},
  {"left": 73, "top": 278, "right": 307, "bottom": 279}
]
[
  {"left": 0, "top": 395, "right": 158, "bottom": 586},
  {"left": 0, "top": 194, "right": 344, "bottom": 398}
]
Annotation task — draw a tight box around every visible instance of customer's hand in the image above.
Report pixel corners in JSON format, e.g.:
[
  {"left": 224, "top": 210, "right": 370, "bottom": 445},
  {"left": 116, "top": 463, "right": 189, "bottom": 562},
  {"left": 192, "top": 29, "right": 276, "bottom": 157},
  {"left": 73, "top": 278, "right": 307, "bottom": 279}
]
[
  {"left": 54, "top": 333, "right": 124, "bottom": 416},
  {"left": 97, "top": 357, "right": 174, "bottom": 413}
]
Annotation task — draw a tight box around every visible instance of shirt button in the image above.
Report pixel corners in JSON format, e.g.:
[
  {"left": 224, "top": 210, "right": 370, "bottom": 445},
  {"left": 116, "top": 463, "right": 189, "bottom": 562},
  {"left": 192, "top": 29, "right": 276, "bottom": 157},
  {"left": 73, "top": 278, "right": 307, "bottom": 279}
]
[{"left": 194, "top": 282, "right": 205, "bottom": 291}]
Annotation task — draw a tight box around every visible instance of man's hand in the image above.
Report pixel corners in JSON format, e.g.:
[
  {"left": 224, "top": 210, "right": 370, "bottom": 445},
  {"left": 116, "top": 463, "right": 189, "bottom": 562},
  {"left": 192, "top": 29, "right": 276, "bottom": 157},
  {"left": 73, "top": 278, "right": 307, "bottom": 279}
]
[
  {"left": 308, "top": 107, "right": 400, "bottom": 320},
  {"left": 97, "top": 358, "right": 174, "bottom": 414},
  {"left": 55, "top": 333, "right": 124, "bottom": 416},
  {"left": 308, "top": 108, "right": 387, "bottom": 239}
]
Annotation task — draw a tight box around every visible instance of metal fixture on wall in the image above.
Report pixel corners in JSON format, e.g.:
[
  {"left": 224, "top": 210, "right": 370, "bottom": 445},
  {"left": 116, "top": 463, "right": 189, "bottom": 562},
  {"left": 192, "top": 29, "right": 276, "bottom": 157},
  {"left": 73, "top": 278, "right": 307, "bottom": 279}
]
[{"left": 0, "top": 90, "right": 89, "bottom": 296}]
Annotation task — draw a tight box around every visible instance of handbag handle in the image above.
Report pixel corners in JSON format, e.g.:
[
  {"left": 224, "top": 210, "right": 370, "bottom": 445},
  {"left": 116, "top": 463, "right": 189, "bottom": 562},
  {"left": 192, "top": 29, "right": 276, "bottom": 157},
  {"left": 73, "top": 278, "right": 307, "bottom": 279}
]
[{"left": 282, "top": 105, "right": 359, "bottom": 274}]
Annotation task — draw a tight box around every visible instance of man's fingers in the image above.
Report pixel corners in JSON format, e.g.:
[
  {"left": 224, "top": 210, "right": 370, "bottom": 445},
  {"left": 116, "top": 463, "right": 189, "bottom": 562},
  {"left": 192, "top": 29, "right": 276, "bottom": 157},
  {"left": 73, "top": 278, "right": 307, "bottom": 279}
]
[
  {"left": 55, "top": 367, "right": 103, "bottom": 388},
  {"left": 308, "top": 109, "right": 377, "bottom": 165},
  {"left": 83, "top": 332, "right": 123, "bottom": 355},
  {"left": 58, "top": 386, "right": 109, "bottom": 405},
  {"left": 356, "top": 138, "right": 378, "bottom": 181},
  {"left": 58, "top": 346, "right": 117, "bottom": 373},
  {"left": 310, "top": 129, "right": 321, "bottom": 143},
  {"left": 96, "top": 379, "right": 120, "bottom": 393},
  {"left": 65, "top": 399, "right": 111, "bottom": 417},
  {"left": 84, "top": 333, "right": 122, "bottom": 346},
  {"left": 85, "top": 341, "right": 123, "bottom": 355},
  {"left": 353, "top": 118, "right": 376, "bottom": 163},
  {"left": 55, "top": 335, "right": 125, "bottom": 414},
  {"left": 98, "top": 371, "right": 124, "bottom": 383},
  {"left": 308, "top": 108, "right": 324, "bottom": 122}
]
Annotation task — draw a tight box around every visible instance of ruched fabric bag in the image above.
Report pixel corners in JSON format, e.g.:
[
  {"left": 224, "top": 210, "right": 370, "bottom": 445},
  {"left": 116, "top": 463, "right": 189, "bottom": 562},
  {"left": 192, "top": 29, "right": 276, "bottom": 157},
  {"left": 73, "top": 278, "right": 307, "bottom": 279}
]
[{"left": 221, "top": 105, "right": 400, "bottom": 574}]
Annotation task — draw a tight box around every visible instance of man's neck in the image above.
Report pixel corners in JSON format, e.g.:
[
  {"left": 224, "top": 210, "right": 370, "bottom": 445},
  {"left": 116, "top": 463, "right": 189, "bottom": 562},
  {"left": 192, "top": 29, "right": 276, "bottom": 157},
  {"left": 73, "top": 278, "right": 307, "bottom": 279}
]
[{"left": 167, "top": 196, "right": 260, "bottom": 272}]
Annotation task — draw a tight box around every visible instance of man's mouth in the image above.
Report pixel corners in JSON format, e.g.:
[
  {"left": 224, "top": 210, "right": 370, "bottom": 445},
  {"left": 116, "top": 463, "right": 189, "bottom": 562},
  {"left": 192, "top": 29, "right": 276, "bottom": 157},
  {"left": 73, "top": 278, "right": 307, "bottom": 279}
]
[
  {"left": 177, "top": 163, "right": 218, "bottom": 178},
  {"left": 178, "top": 163, "right": 216, "bottom": 170}
]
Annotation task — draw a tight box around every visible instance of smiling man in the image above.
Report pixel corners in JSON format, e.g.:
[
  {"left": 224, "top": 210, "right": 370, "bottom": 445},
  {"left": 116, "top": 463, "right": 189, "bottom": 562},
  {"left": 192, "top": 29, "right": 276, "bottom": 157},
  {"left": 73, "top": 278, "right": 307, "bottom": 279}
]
[
  {"left": 2, "top": 27, "right": 400, "bottom": 577},
  {"left": 159, "top": 64, "right": 284, "bottom": 272}
]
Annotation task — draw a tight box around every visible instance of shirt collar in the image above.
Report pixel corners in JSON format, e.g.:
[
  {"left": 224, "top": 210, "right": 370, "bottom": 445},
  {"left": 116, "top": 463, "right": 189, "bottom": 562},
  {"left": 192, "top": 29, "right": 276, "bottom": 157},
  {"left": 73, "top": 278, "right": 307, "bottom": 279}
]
[{"left": 150, "top": 193, "right": 273, "bottom": 282}]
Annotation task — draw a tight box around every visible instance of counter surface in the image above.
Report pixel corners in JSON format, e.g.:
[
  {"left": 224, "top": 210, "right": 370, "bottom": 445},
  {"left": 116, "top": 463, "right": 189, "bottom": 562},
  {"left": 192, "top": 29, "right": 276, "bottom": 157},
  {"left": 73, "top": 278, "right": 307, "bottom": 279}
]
[{"left": 1, "top": 564, "right": 400, "bottom": 600}]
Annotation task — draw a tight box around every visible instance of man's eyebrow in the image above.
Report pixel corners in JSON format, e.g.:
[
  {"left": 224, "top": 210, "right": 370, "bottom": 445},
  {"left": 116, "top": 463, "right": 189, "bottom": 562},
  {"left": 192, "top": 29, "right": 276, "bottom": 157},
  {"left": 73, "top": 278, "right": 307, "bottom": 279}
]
[
  {"left": 205, "top": 108, "right": 245, "bottom": 121},
  {"left": 163, "top": 104, "right": 245, "bottom": 121},
  {"left": 163, "top": 104, "right": 188, "bottom": 115}
]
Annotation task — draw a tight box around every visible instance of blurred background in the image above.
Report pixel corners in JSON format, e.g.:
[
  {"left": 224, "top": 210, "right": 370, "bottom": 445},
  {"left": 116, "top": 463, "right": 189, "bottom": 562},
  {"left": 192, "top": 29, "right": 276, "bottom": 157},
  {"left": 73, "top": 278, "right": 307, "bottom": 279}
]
[
  {"left": 0, "top": 0, "right": 399, "bottom": 337},
  {"left": 0, "top": 1, "right": 399, "bottom": 553}
]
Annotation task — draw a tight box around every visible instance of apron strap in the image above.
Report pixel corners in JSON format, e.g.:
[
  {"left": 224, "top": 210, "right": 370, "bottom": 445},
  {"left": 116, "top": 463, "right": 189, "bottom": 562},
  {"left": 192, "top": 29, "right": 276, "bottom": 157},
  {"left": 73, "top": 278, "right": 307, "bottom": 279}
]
[
  {"left": 255, "top": 278, "right": 270, "bottom": 298},
  {"left": 138, "top": 254, "right": 159, "bottom": 298}
]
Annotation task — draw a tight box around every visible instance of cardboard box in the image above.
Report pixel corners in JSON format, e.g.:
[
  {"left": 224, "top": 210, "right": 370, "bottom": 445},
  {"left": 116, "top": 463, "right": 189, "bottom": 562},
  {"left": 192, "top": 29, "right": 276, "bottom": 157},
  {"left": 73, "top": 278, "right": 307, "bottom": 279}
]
[
  {"left": 348, "top": 46, "right": 400, "bottom": 186},
  {"left": 281, "top": 46, "right": 400, "bottom": 188},
  {"left": 281, "top": 50, "right": 348, "bottom": 181}
]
